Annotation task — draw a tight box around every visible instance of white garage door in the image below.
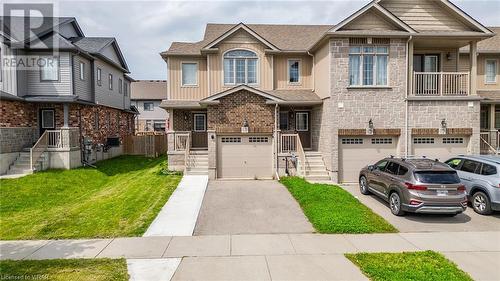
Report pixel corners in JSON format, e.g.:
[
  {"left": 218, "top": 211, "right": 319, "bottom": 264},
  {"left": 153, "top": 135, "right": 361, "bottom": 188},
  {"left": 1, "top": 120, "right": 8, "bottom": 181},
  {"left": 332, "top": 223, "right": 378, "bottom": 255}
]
[
  {"left": 339, "top": 136, "right": 398, "bottom": 183},
  {"left": 412, "top": 136, "right": 468, "bottom": 162},
  {"left": 217, "top": 135, "right": 273, "bottom": 179}
]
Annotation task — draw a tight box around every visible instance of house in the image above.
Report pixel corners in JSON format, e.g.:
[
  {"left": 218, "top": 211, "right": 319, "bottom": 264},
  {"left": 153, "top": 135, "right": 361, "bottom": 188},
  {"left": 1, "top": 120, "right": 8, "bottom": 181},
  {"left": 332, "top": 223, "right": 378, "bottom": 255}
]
[
  {"left": 0, "top": 16, "right": 137, "bottom": 176},
  {"left": 160, "top": 0, "right": 498, "bottom": 182},
  {"left": 131, "top": 80, "right": 168, "bottom": 132}
]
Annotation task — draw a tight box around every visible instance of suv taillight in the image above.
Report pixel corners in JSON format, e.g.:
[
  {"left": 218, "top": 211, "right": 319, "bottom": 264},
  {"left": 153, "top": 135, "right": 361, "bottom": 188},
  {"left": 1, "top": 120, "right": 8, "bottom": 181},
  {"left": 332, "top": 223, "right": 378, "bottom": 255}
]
[
  {"left": 457, "top": 185, "right": 466, "bottom": 192},
  {"left": 405, "top": 182, "right": 427, "bottom": 191}
]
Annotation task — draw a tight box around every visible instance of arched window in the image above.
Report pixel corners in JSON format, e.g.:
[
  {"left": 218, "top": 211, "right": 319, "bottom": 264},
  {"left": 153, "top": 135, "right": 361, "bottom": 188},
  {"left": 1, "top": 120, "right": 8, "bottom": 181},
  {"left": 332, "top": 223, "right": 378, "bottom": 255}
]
[{"left": 223, "top": 50, "right": 258, "bottom": 85}]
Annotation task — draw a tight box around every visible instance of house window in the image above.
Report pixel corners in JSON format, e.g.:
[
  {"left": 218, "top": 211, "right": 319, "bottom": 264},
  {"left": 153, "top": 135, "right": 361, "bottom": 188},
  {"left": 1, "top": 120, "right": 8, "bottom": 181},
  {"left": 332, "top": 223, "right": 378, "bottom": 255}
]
[
  {"left": 496, "top": 105, "right": 500, "bottom": 129},
  {"left": 79, "top": 61, "right": 85, "bottom": 80},
  {"left": 144, "top": 102, "right": 154, "bottom": 111},
  {"left": 295, "top": 112, "right": 308, "bottom": 131},
  {"left": 181, "top": 62, "right": 198, "bottom": 86},
  {"left": 485, "top": 59, "right": 497, "bottom": 84},
  {"left": 97, "top": 68, "right": 102, "bottom": 86},
  {"left": 480, "top": 106, "right": 489, "bottom": 129},
  {"left": 223, "top": 50, "right": 258, "bottom": 85},
  {"left": 153, "top": 121, "right": 166, "bottom": 132},
  {"left": 41, "top": 109, "right": 55, "bottom": 128},
  {"left": 94, "top": 111, "right": 99, "bottom": 130},
  {"left": 40, "top": 56, "right": 59, "bottom": 81},
  {"left": 349, "top": 45, "right": 388, "bottom": 86},
  {"left": 194, "top": 114, "right": 206, "bottom": 132},
  {"left": 279, "top": 111, "right": 289, "bottom": 130},
  {"left": 124, "top": 82, "right": 128, "bottom": 96},
  {"left": 108, "top": 74, "right": 113, "bottom": 90},
  {"left": 145, "top": 120, "right": 152, "bottom": 131},
  {"left": 119, "top": 78, "right": 123, "bottom": 94},
  {"left": 288, "top": 60, "right": 300, "bottom": 84}
]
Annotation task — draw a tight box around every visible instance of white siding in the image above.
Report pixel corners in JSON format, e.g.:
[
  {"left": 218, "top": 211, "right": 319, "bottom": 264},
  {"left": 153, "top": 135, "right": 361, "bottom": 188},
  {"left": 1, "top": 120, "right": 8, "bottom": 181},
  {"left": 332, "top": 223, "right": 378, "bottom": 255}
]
[
  {"left": 0, "top": 42, "right": 17, "bottom": 96},
  {"left": 133, "top": 100, "right": 167, "bottom": 120},
  {"left": 26, "top": 52, "right": 72, "bottom": 96}
]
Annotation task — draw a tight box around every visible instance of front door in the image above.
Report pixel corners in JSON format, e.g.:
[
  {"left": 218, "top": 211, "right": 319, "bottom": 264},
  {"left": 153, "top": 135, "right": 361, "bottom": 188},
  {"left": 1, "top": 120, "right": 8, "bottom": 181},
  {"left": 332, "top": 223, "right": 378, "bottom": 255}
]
[
  {"left": 295, "top": 111, "right": 311, "bottom": 149},
  {"left": 39, "top": 108, "right": 55, "bottom": 135},
  {"left": 192, "top": 113, "right": 208, "bottom": 148}
]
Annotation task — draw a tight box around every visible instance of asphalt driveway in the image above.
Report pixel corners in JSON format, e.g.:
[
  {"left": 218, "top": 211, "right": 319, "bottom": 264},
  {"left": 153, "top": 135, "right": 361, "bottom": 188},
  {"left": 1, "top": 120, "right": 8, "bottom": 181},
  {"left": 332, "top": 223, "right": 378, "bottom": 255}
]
[
  {"left": 342, "top": 184, "right": 500, "bottom": 233},
  {"left": 194, "top": 180, "right": 314, "bottom": 235}
]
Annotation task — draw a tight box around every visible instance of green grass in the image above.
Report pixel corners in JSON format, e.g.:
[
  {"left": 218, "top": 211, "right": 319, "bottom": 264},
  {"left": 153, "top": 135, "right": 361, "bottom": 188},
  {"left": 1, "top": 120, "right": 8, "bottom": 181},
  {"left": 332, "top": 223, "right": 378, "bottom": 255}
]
[
  {"left": 0, "top": 155, "right": 182, "bottom": 240},
  {"left": 279, "top": 177, "right": 396, "bottom": 233},
  {"left": 345, "top": 251, "right": 472, "bottom": 281},
  {"left": 0, "top": 259, "right": 128, "bottom": 281}
]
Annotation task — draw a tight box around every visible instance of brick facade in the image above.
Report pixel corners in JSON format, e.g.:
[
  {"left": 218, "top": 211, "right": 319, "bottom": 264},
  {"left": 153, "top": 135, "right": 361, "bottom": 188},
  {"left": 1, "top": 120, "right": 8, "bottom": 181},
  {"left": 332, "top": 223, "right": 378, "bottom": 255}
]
[
  {"left": 172, "top": 109, "right": 196, "bottom": 131},
  {"left": 0, "top": 100, "right": 37, "bottom": 127},
  {"left": 207, "top": 90, "right": 274, "bottom": 133}
]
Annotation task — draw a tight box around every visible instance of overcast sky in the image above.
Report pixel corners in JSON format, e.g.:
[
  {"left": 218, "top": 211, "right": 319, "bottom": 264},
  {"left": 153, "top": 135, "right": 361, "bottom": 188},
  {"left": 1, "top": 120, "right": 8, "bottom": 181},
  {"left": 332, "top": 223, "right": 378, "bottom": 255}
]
[{"left": 5, "top": 0, "right": 499, "bottom": 80}]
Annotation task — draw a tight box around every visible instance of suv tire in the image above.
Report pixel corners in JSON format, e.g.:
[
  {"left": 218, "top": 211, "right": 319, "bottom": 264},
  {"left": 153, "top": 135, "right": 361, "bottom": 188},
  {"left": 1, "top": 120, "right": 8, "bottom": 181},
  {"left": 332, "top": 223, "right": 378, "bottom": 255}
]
[
  {"left": 389, "top": 192, "right": 405, "bottom": 216},
  {"left": 472, "top": 191, "right": 492, "bottom": 215},
  {"left": 359, "top": 176, "right": 370, "bottom": 195}
]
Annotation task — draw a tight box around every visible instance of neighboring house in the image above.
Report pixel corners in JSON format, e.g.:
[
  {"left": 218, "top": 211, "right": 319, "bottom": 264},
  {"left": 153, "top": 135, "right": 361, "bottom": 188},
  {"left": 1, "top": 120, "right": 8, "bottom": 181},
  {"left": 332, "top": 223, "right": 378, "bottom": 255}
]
[
  {"left": 131, "top": 80, "right": 168, "bottom": 132},
  {"left": 0, "top": 16, "right": 137, "bottom": 175},
  {"left": 161, "top": 0, "right": 497, "bottom": 182}
]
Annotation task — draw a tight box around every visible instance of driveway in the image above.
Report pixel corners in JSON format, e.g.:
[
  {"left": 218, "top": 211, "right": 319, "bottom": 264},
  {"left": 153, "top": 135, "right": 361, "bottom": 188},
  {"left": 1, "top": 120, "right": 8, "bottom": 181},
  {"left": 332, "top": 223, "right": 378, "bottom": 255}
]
[
  {"left": 194, "top": 180, "right": 314, "bottom": 235},
  {"left": 342, "top": 184, "right": 500, "bottom": 233}
]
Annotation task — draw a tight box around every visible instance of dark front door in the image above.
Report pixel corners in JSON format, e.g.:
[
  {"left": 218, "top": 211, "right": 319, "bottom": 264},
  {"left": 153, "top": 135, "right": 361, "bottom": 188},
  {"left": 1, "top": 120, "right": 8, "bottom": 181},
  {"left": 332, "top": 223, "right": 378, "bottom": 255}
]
[
  {"left": 295, "top": 111, "right": 311, "bottom": 149},
  {"left": 39, "top": 108, "right": 55, "bottom": 135},
  {"left": 192, "top": 113, "right": 208, "bottom": 148}
]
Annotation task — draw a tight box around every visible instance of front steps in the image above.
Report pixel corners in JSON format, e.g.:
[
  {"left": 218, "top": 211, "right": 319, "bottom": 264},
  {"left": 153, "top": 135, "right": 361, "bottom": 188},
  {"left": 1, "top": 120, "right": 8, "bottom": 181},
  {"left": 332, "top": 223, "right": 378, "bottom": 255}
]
[
  {"left": 185, "top": 150, "right": 208, "bottom": 175},
  {"left": 5, "top": 150, "right": 47, "bottom": 176},
  {"left": 303, "top": 151, "right": 331, "bottom": 182}
]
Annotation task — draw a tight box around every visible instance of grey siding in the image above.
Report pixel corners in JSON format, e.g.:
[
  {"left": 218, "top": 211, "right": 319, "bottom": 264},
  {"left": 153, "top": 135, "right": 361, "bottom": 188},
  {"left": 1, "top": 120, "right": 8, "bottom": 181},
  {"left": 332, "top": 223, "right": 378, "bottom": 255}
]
[
  {"left": 94, "top": 59, "right": 128, "bottom": 110},
  {"left": 26, "top": 52, "right": 72, "bottom": 96},
  {"left": 72, "top": 55, "right": 93, "bottom": 102},
  {"left": 59, "top": 22, "right": 79, "bottom": 39},
  {"left": 124, "top": 80, "right": 131, "bottom": 109},
  {"left": 102, "top": 45, "right": 122, "bottom": 67},
  {"left": 1, "top": 43, "right": 17, "bottom": 96}
]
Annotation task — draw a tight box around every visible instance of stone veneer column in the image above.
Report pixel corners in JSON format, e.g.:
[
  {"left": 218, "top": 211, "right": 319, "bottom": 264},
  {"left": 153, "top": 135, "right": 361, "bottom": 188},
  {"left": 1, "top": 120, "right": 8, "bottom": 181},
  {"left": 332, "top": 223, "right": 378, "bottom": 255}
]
[{"left": 207, "top": 130, "right": 216, "bottom": 180}]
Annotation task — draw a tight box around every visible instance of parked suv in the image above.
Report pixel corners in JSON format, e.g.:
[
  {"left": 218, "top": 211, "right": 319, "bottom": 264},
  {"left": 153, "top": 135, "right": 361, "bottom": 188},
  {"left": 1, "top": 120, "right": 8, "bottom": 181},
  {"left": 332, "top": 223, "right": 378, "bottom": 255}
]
[
  {"left": 444, "top": 155, "right": 500, "bottom": 215},
  {"left": 359, "top": 157, "right": 467, "bottom": 216}
]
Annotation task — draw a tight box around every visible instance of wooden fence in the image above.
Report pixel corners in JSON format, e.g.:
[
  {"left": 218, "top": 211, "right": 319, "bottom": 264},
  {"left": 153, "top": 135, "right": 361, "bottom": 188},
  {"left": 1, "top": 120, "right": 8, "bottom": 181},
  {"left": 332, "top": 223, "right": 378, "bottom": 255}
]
[{"left": 123, "top": 135, "right": 168, "bottom": 157}]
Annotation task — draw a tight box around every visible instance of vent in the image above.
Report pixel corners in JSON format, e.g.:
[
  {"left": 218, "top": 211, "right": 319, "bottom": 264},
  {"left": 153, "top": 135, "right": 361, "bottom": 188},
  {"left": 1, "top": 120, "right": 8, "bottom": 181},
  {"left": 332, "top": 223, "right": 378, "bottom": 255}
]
[
  {"left": 341, "top": 138, "right": 363, "bottom": 145},
  {"left": 372, "top": 38, "right": 390, "bottom": 45},
  {"left": 413, "top": 138, "right": 435, "bottom": 144},
  {"left": 371, "top": 138, "right": 393, "bottom": 144},
  {"left": 349, "top": 38, "right": 367, "bottom": 45},
  {"left": 443, "top": 137, "right": 464, "bottom": 144}
]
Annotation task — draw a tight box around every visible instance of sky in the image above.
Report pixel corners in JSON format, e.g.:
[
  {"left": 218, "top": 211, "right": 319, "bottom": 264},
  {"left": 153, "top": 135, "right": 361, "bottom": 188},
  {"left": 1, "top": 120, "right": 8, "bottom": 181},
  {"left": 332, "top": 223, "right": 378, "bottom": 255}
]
[{"left": 4, "top": 0, "right": 500, "bottom": 80}]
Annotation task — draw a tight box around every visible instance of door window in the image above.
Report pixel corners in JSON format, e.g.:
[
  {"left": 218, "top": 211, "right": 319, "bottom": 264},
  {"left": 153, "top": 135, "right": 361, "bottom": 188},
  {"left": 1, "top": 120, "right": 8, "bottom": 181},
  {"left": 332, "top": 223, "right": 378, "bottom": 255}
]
[
  {"left": 279, "top": 111, "right": 289, "bottom": 130},
  {"left": 296, "top": 112, "right": 308, "bottom": 131},
  {"left": 193, "top": 114, "right": 206, "bottom": 132},
  {"left": 41, "top": 110, "right": 55, "bottom": 128},
  {"left": 375, "top": 160, "right": 388, "bottom": 171},
  {"left": 460, "top": 160, "right": 481, "bottom": 174}
]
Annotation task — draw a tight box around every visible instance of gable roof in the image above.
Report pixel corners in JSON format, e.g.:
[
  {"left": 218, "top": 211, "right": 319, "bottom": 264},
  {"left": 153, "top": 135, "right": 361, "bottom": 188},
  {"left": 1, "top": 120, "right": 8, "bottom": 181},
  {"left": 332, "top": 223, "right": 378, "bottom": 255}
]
[
  {"left": 200, "top": 85, "right": 284, "bottom": 103},
  {"left": 131, "top": 80, "right": 168, "bottom": 100},
  {"left": 71, "top": 37, "right": 129, "bottom": 72},
  {"left": 203, "top": 23, "right": 279, "bottom": 51},
  {"left": 163, "top": 24, "right": 333, "bottom": 56}
]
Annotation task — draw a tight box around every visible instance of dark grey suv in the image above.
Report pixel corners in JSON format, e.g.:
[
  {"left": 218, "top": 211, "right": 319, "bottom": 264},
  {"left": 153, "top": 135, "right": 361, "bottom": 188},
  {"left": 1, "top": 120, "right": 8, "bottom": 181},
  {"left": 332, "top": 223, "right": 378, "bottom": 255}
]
[{"left": 359, "top": 157, "right": 467, "bottom": 216}]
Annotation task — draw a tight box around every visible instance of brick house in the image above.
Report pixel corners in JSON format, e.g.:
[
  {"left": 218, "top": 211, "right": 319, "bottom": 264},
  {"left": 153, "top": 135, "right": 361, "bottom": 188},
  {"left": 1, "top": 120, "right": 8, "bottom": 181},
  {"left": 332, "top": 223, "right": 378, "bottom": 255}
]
[
  {"left": 161, "top": 0, "right": 498, "bottom": 182},
  {"left": 0, "top": 16, "right": 137, "bottom": 175}
]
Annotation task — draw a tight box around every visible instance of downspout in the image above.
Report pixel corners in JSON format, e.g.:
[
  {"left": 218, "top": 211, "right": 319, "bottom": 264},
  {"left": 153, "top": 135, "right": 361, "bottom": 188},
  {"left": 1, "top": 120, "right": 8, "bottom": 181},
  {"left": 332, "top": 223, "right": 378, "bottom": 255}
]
[
  {"left": 307, "top": 51, "right": 315, "bottom": 91},
  {"left": 405, "top": 35, "right": 413, "bottom": 157},
  {"left": 275, "top": 103, "right": 279, "bottom": 180}
]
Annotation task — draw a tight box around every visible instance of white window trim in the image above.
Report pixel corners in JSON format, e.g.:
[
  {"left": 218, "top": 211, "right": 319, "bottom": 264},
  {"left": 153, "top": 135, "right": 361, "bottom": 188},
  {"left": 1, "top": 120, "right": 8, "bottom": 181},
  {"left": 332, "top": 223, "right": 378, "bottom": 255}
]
[
  {"left": 79, "top": 61, "right": 85, "bottom": 80},
  {"left": 181, "top": 61, "right": 199, "bottom": 87},
  {"left": 485, "top": 59, "right": 498, "bottom": 84},
  {"left": 143, "top": 102, "right": 154, "bottom": 111},
  {"left": 39, "top": 56, "right": 60, "bottom": 82},
  {"left": 118, "top": 78, "right": 123, "bottom": 94},
  {"left": 348, "top": 45, "right": 389, "bottom": 87},
  {"left": 295, "top": 112, "right": 309, "bottom": 132},
  {"left": 222, "top": 48, "right": 259, "bottom": 87},
  {"left": 96, "top": 68, "right": 102, "bottom": 86},
  {"left": 108, "top": 74, "right": 113, "bottom": 90},
  {"left": 287, "top": 59, "right": 301, "bottom": 85},
  {"left": 41, "top": 109, "right": 55, "bottom": 129},
  {"left": 193, "top": 113, "right": 206, "bottom": 132}
]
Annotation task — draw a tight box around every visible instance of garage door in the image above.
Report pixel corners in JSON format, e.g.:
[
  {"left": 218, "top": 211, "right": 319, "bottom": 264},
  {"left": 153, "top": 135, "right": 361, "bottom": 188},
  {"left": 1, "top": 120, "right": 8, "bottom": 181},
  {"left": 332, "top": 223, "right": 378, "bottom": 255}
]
[
  {"left": 217, "top": 135, "right": 273, "bottom": 179},
  {"left": 412, "top": 136, "right": 468, "bottom": 162},
  {"left": 339, "top": 136, "right": 398, "bottom": 183}
]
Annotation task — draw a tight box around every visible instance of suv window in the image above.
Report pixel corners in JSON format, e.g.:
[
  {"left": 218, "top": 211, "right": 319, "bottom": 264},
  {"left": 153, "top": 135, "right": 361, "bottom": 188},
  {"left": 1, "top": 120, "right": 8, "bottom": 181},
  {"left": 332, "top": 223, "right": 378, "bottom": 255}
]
[
  {"left": 445, "top": 158, "right": 463, "bottom": 170},
  {"left": 385, "top": 162, "right": 400, "bottom": 175},
  {"left": 481, "top": 163, "right": 497, "bottom": 176},
  {"left": 414, "top": 171, "right": 461, "bottom": 184},
  {"left": 460, "top": 160, "right": 481, "bottom": 174},
  {"left": 397, "top": 165, "right": 408, "bottom": 176},
  {"left": 375, "top": 160, "right": 388, "bottom": 171}
]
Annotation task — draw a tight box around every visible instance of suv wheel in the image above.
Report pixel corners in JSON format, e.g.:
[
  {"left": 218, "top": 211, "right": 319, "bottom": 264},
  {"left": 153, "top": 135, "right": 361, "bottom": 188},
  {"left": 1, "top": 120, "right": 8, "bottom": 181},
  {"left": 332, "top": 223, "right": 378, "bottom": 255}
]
[
  {"left": 389, "top": 192, "right": 405, "bottom": 216},
  {"left": 359, "top": 176, "right": 370, "bottom": 195},
  {"left": 472, "top": 191, "right": 492, "bottom": 215}
]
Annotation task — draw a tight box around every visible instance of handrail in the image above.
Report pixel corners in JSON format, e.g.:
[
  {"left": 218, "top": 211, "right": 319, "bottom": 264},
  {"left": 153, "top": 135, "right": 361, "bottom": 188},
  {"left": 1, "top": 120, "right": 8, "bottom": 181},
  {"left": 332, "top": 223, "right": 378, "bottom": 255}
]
[
  {"left": 295, "top": 134, "right": 306, "bottom": 177},
  {"left": 30, "top": 130, "right": 49, "bottom": 171},
  {"left": 174, "top": 132, "right": 190, "bottom": 151},
  {"left": 480, "top": 133, "right": 497, "bottom": 155},
  {"left": 413, "top": 72, "right": 469, "bottom": 96},
  {"left": 497, "top": 131, "right": 500, "bottom": 149},
  {"left": 184, "top": 132, "right": 191, "bottom": 173}
]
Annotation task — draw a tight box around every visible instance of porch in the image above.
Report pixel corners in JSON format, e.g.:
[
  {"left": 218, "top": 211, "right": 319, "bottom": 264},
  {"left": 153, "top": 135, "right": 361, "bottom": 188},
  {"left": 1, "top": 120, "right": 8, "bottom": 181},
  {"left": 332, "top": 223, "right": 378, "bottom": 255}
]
[{"left": 480, "top": 104, "right": 500, "bottom": 154}]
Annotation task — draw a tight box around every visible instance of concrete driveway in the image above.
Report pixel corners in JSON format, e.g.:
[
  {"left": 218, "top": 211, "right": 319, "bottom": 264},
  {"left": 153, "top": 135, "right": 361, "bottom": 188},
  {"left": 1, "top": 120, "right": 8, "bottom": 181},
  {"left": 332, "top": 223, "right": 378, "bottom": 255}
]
[
  {"left": 342, "top": 184, "right": 500, "bottom": 233},
  {"left": 194, "top": 180, "right": 314, "bottom": 235}
]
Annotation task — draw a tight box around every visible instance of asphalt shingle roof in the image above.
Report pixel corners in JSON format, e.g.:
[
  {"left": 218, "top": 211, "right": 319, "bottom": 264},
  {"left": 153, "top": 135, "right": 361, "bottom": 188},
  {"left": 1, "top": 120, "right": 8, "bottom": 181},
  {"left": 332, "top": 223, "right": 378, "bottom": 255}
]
[
  {"left": 461, "top": 27, "right": 500, "bottom": 53},
  {"left": 71, "top": 37, "right": 115, "bottom": 53}
]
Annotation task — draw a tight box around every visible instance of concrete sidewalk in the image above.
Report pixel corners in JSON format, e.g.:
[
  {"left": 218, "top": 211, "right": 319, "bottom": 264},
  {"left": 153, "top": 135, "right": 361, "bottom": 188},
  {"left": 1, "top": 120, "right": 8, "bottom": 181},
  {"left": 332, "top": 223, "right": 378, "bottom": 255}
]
[{"left": 1, "top": 232, "right": 499, "bottom": 280}]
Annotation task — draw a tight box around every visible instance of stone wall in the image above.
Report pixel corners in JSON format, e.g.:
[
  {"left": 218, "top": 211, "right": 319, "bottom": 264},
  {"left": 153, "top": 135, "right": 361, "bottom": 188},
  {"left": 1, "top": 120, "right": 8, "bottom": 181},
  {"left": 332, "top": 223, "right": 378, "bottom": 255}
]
[
  {"left": 207, "top": 90, "right": 274, "bottom": 133},
  {"left": 0, "top": 127, "right": 37, "bottom": 153}
]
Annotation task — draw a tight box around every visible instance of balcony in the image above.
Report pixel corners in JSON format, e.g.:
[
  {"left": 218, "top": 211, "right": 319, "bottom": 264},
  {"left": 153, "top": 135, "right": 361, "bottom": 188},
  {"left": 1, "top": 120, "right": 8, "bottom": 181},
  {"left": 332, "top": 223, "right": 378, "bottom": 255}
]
[{"left": 413, "top": 72, "right": 470, "bottom": 96}]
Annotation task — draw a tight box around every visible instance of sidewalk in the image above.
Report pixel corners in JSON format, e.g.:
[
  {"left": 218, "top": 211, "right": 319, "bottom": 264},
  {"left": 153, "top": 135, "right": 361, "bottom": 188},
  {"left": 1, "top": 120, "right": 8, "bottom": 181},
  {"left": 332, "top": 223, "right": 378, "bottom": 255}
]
[{"left": 1, "top": 232, "right": 499, "bottom": 280}]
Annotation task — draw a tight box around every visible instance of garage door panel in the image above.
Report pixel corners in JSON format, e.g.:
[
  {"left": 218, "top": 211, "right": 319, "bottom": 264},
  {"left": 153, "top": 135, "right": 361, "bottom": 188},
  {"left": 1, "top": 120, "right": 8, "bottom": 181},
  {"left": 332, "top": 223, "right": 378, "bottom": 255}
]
[
  {"left": 412, "top": 136, "right": 468, "bottom": 162},
  {"left": 339, "top": 137, "right": 398, "bottom": 183}
]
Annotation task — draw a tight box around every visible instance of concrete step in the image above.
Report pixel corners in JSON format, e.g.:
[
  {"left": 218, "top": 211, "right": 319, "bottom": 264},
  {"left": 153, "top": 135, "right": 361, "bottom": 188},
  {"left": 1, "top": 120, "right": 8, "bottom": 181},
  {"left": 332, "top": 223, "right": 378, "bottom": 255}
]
[
  {"left": 185, "top": 170, "right": 208, "bottom": 175},
  {"left": 8, "top": 168, "right": 33, "bottom": 175},
  {"left": 189, "top": 151, "right": 208, "bottom": 155},
  {"left": 307, "top": 166, "right": 328, "bottom": 172},
  {"left": 306, "top": 171, "right": 330, "bottom": 176},
  {"left": 305, "top": 175, "right": 331, "bottom": 181},
  {"left": 304, "top": 151, "right": 322, "bottom": 156}
]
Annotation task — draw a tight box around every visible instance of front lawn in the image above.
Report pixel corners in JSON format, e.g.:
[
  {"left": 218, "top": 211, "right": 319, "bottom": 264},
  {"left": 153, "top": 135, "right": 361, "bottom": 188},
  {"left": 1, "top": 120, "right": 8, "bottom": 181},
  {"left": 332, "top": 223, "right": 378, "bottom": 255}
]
[
  {"left": 0, "top": 259, "right": 128, "bottom": 281},
  {"left": 0, "top": 155, "right": 182, "bottom": 240},
  {"left": 345, "top": 251, "right": 472, "bottom": 281},
  {"left": 280, "top": 177, "right": 396, "bottom": 233}
]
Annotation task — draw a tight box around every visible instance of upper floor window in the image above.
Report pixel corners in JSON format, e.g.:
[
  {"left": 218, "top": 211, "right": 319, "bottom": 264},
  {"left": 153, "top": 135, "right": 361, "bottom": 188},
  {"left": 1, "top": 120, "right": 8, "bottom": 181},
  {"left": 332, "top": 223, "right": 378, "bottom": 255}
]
[
  {"left": 40, "top": 56, "right": 59, "bottom": 81},
  {"left": 108, "top": 74, "right": 113, "bottom": 90},
  {"left": 223, "top": 50, "right": 258, "bottom": 85},
  {"left": 124, "top": 82, "right": 128, "bottom": 96},
  {"left": 97, "top": 68, "right": 102, "bottom": 86},
  {"left": 144, "top": 102, "right": 154, "bottom": 111},
  {"left": 349, "top": 46, "right": 388, "bottom": 86},
  {"left": 496, "top": 105, "right": 500, "bottom": 129},
  {"left": 485, "top": 59, "right": 498, "bottom": 84},
  {"left": 288, "top": 59, "right": 300, "bottom": 84},
  {"left": 79, "top": 61, "right": 85, "bottom": 80},
  {"left": 181, "top": 62, "right": 198, "bottom": 86},
  {"left": 119, "top": 78, "right": 123, "bottom": 94}
]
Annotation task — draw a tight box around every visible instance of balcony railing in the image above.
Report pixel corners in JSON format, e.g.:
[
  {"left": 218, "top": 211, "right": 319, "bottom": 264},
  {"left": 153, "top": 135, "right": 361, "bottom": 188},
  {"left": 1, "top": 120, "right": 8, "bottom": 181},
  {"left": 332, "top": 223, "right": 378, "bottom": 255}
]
[
  {"left": 413, "top": 72, "right": 469, "bottom": 96},
  {"left": 480, "top": 131, "right": 500, "bottom": 155}
]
